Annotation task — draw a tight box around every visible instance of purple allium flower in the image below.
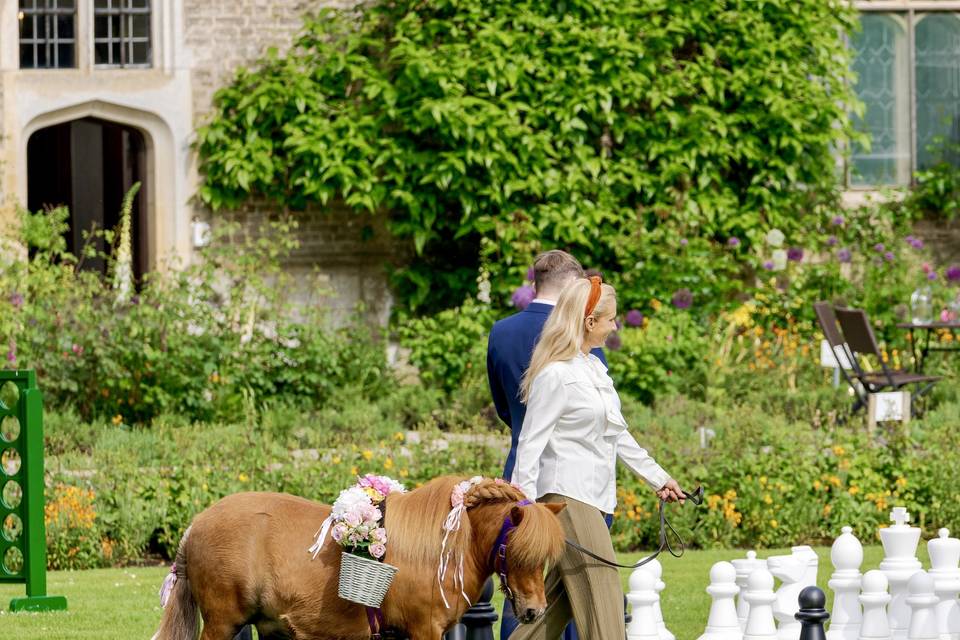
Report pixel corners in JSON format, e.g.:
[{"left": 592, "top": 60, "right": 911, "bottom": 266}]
[
  {"left": 837, "top": 248, "right": 852, "bottom": 263},
  {"left": 727, "top": 237, "right": 741, "bottom": 248},
  {"left": 605, "top": 332, "right": 622, "bottom": 351},
  {"left": 8, "top": 292, "right": 23, "bottom": 309},
  {"left": 874, "top": 243, "right": 885, "bottom": 252},
  {"left": 947, "top": 265, "right": 960, "bottom": 282},
  {"left": 831, "top": 215, "right": 845, "bottom": 226},
  {"left": 511, "top": 285, "right": 535, "bottom": 310},
  {"left": 928, "top": 271, "right": 938, "bottom": 281},
  {"left": 912, "top": 239, "right": 925, "bottom": 249},
  {"left": 625, "top": 309, "right": 644, "bottom": 327},
  {"left": 826, "top": 235, "right": 838, "bottom": 247},
  {"left": 526, "top": 266, "right": 535, "bottom": 282},
  {"left": 787, "top": 247, "right": 804, "bottom": 262},
  {"left": 680, "top": 238, "right": 689, "bottom": 247},
  {"left": 130, "top": 295, "right": 140, "bottom": 305},
  {"left": 763, "top": 260, "right": 775, "bottom": 270},
  {"left": 671, "top": 288, "right": 693, "bottom": 309},
  {"left": 884, "top": 251, "right": 895, "bottom": 262}
]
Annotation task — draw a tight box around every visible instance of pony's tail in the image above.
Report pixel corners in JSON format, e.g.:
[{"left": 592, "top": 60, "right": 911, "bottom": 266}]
[{"left": 152, "top": 530, "right": 199, "bottom": 640}]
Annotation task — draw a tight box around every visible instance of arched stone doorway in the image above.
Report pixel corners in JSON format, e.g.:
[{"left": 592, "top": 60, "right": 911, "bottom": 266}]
[{"left": 26, "top": 117, "right": 147, "bottom": 279}]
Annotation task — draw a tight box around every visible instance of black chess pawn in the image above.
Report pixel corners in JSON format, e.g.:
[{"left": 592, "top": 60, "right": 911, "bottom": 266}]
[
  {"left": 460, "top": 578, "right": 498, "bottom": 640},
  {"left": 795, "top": 586, "right": 830, "bottom": 640}
]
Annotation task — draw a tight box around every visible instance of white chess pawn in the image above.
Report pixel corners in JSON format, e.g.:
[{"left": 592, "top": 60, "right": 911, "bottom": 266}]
[
  {"left": 860, "top": 570, "right": 892, "bottom": 640},
  {"left": 628, "top": 565, "right": 661, "bottom": 640},
  {"left": 743, "top": 568, "right": 778, "bottom": 640},
  {"left": 829, "top": 526, "right": 864, "bottom": 640},
  {"left": 697, "top": 561, "right": 744, "bottom": 640},
  {"left": 907, "top": 571, "right": 940, "bottom": 640},
  {"left": 640, "top": 558, "right": 676, "bottom": 640},
  {"left": 880, "top": 507, "right": 923, "bottom": 640},
  {"left": 927, "top": 528, "right": 960, "bottom": 640},
  {"left": 733, "top": 551, "right": 766, "bottom": 631}
]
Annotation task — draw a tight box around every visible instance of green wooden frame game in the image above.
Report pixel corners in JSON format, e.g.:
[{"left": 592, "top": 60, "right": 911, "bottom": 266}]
[{"left": 0, "top": 370, "right": 66, "bottom": 612}]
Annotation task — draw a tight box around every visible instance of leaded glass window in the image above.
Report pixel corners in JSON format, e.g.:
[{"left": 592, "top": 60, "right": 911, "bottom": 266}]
[
  {"left": 94, "top": 0, "right": 152, "bottom": 68},
  {"left": 18, "top": 0, "right": 77, "bottom": 69},
  {"left": 849, "top": 8, "right": 960, "bottom": 186},
  {"left": 851, "top": 14, "right": 911, "bottom": 186}
]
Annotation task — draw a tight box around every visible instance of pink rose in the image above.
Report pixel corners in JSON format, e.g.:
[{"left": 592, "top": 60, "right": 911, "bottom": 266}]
[
  {"left": 331, "top": 523, "right": 348, "bottom": 542},
  {"left": 373, "top": 528, "right": 387, "bottom": 543},
  {"left": 344, "top": 512, "right": 362, "bottom": 527},
  {"left": 370, "top": 542, "right": 386, "bottom": 559}
]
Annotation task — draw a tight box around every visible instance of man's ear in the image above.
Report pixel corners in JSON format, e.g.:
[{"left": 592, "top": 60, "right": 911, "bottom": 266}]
[{"left": 544, "top": 502, "right": 566, "bottom": 515}]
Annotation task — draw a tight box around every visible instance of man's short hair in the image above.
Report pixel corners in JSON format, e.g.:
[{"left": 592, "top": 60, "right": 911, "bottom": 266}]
[{"left": 533, "top": 250, "right": 584, "bottom": 292}]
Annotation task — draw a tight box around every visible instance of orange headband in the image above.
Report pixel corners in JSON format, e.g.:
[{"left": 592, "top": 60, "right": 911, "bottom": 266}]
[{"left": 584, "top": 276, "right": 602, "bottom": 318}]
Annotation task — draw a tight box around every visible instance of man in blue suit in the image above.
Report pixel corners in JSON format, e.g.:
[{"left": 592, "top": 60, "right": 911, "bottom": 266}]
[{"left": 487, "top": 250, "right": 607, "bottom": 640}]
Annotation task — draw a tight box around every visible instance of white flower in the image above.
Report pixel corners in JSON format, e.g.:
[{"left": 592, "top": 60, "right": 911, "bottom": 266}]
[
  {"left": 765, "top": 229, "right": 785, "bottom": 248},
  {"left": 331, "top": 487, "right": 372, "bottom": 519},
  {"left": 772, "top": 249, "right": 788, "bottom": 271}
]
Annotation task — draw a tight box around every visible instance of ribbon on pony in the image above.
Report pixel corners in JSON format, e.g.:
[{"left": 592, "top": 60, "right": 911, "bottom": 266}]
[
  {"left": 159, "top": 563, "right": 178, "bottom": 608},
  {"left": 308, "top": 515, "right": 335, "bottom": 560},
  {"left": 437, "top": 476, "right": 486, "bottom": 608}
]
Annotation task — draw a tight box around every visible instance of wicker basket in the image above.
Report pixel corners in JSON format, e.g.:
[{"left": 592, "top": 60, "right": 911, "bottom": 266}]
[{"left": 338, "top": 552, "right": 399, "bottom": 608}]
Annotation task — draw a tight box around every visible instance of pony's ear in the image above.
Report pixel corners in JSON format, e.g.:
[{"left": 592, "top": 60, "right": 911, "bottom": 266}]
[
  {"left": 510, "top": 505, "right": 525, "bottom": 525},
  {"left": 543, "top": 502, "right": 566, "bottom": 515}
]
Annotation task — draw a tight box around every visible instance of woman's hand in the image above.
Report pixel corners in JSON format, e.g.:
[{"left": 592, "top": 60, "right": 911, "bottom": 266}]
[{"left": 656, "top": 479, "right": 686, "bottom": 504}]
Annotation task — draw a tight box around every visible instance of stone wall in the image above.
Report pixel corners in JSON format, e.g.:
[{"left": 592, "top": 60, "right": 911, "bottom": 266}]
[{"left": 184, "top": 0, "right": 402, "bottom": 327}]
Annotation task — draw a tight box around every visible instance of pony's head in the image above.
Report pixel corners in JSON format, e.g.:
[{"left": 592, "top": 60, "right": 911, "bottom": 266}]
[{"left": 463, "top": 480, "right": 567, "bottom": 623}]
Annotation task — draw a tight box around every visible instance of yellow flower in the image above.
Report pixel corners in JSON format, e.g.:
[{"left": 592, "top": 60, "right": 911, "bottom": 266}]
[
  {"left": 823, "top": 504, "right": 832, "bottom": 516},
  {"left": 763, "top": 494, "right": 772, "bottom": 505},
  {"left": 770, "top": 519, "right": 778, "bottom": 528},
  {"left": 362, "top": 450, "right": 374, "bottom": 461},
  {"left": 111, "top": 414, "right": 123, "bottom": 425},
  {"left": 651, "top": 299, "right": 662, "bottom": 311},
  {"left": 895, "top": 477, "right": 907, "bottom": 488},
  {"left": 724, "top": 489, "right": 737, "bottom": 500},
  {"left": 759, "top": 476, "right": 768, "bottom": 486},
  {"left": 383, "top": 457, "right": 394, "bottom": 470},
  {"left": 813, "top": 480, "right": 822, "bottom": 490},
  {"left": 238, "top": 473, "right": 248, "bottom": 483},
  {"left": 848, "top": 486, "right": 860, "bottom": 495},
  {"left": 332, "top": 456, "right": 342, "bottom": 464},
  {"left": 351, "top": 466, "right": 359, "bottom": 476},
  {"left": 832, "top": 445, "right": 846, "bottom": 456},
  {"left": 400, "top": 469, "right": 409, "bottom": 478},
  {"left": 394, "top": 432, "right": 405, "bottom": 442}
]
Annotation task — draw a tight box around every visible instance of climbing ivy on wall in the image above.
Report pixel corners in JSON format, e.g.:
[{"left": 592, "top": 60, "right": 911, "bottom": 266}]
[{"left": 196, "top": 0, "right": 861, "bottom": 314}]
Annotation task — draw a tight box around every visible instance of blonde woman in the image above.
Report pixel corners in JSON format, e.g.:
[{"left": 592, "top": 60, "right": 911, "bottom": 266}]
[{"left": 510, "top": 276, "right": 685, "bottom": 639}]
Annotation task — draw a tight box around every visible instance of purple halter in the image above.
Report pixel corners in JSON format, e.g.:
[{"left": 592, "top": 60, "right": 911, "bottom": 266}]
[{"left": 488, "top": 499, "right": 531, "bottom": 601}]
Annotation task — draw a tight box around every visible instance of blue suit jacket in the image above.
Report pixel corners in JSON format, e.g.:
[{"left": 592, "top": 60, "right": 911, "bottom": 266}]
[{"left": 487, "top": 302, "right": 607, "bottom": 480}]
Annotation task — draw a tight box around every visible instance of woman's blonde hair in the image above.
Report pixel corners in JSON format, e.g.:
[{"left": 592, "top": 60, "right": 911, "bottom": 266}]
[{"left": 520, "top": 278, "right": 616, "bottom": 402}]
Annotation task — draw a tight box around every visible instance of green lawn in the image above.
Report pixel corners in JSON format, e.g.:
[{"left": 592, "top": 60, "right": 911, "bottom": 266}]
[{"left": 0, "top": 545, "right": 925, "bottom": 639}]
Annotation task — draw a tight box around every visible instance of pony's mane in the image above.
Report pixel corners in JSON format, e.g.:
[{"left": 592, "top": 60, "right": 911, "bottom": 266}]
[
  {"left": 386, "top": 476, "right": 470, "bottom": 568},
  {"left": 386, "top": 476, "right": 564, "bottom": 570}
]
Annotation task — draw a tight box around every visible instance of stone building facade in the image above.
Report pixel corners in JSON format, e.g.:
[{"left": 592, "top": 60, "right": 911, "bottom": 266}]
[{"left": 0, "top": 0, "right": 397, "bottom": 325}]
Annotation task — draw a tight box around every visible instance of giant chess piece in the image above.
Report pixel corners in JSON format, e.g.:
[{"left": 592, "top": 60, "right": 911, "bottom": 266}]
[
  {"left": 906, "top": 572, "right": 940, "bottom": 640},
  {"left": 769, "top": 545, "right": 819, "bottom": 640},
  {"left": 628, "top": 565, "right": 661, "bottom": 640},
  {"left": 927, "top": 529, "right": 960, "bottom": 640},
  {"left": 743, "top": 567, "right": 778, "bottom": 640},
  {"left": 640, "top": 558, "right": 676, "bottom": 640},
  {"left": 797, "top": 586, "right": 831, "bottom": 640},
  {"left": 859, "top": 570, "right": 892, "bottom": 640},
  {"left": 697, "top": 561, "right": 744, "bottom": 640},
  {"left": 880, "top": 507, "right": 923, "bottom": 640},
  {"left": 733, "top": 551, "right": 766, "bottom": 631},
  {"left": 828, "top": 526, "right": 864, "bottom": 640}
]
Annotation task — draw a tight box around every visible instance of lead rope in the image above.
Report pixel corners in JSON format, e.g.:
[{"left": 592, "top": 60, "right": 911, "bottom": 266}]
[{"left": 564, "top": 486, "right": 704, "bottom": 569}]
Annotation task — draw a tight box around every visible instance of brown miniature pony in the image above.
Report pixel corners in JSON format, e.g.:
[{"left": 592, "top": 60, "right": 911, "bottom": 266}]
[{"left": 153, "top": 476, "right": 566, "bottom": 639}]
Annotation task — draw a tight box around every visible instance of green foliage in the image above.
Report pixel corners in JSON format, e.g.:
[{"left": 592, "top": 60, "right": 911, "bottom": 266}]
[
  {"left": 196, "top": 0, "right": 860, "bottom": 313},
  {"left": 396, "top": 298, "right": 495, "bottom": 394},
  {"left": 607, "top": 305, "right": 710, "bottom": 404},
  {"left": 2, "top": 208, "right": 388, "bottom": 423}
]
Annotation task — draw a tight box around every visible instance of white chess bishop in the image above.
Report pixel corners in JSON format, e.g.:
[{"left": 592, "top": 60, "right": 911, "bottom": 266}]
[
  {"left": 828, "top": 526, "right": 864, "bottom": 640},
  {"left": 697, "top": 561, "right": 744, "bottom": 640},
  {"left": 880, "top": 507, "right": 923, "bottom": 640},
  {"left": 733, "top": 551, "right": 766, "bottom": 631},
  {"left": 768, "top": 545, "right": 819, "bottom": 640},
  {"left": 927, "top": 528, "right": 960, "bottom": 640},
  {"left": 859, "top": 569, "right": 892, "bottom": 640}
]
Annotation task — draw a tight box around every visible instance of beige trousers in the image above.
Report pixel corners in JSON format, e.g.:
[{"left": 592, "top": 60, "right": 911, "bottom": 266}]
[{"left": 508, "top": 494, "right": 625, "bottom": 640}]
